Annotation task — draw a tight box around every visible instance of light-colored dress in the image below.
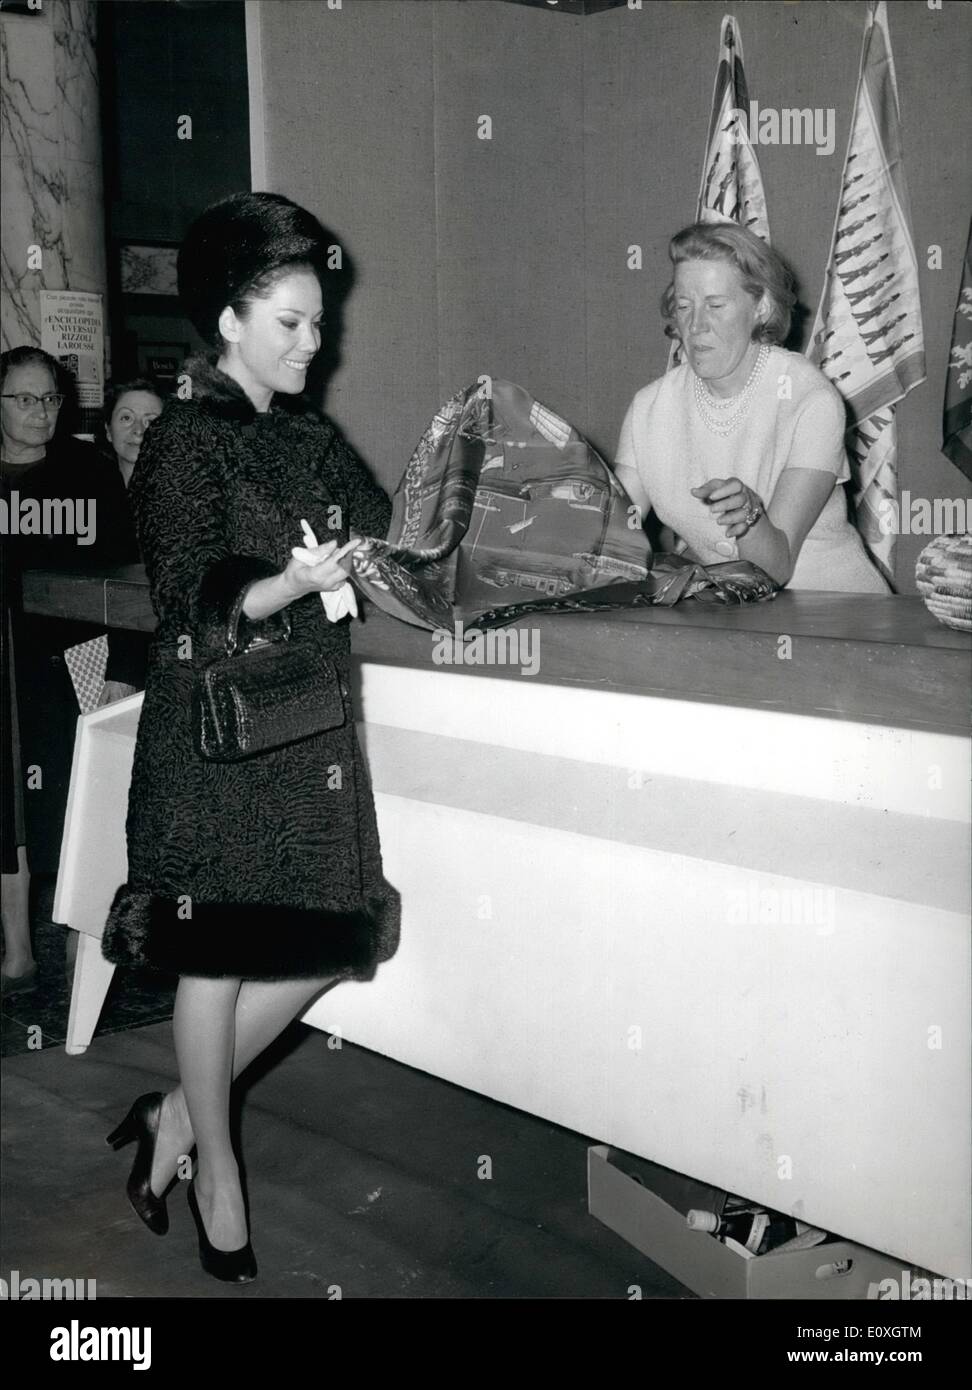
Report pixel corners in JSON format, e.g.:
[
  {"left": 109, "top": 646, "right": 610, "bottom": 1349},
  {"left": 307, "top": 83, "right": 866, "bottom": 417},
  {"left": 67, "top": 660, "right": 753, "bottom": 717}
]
[{"left": 614, "top": 346, "right": 890, "bottom": 592}]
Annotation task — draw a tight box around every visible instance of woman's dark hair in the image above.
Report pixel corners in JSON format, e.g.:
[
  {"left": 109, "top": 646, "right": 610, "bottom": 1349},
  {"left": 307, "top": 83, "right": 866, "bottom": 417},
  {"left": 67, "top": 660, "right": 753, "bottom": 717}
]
[
  {"left": 103, "top": 376, "right": 165, "bottom": 430},
  {"left": 0, "top": 344, "right": 81, "bottom": 435},
  {"left": 660, "top": 221, "right": 797, "bottom": 346},
  {"left": 177, "top": 192, "right": 332, "bottom": 347}
]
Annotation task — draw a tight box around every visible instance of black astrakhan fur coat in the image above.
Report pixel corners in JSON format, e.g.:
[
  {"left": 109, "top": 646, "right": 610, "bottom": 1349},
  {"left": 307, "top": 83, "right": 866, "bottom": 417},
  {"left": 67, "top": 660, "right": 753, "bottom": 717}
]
[{"left": 101, "top": 355, "right": 400, "bottom": 981}]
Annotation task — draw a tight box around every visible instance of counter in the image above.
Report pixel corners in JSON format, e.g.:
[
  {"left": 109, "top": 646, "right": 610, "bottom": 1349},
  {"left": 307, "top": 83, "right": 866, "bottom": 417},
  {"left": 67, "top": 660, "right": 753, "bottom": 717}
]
[
  {"left": 25, "top": 565, "right": 972, "bottom": 1284},
  {"left": 21, "top": 562, "right": 972, "bottom": 735}
]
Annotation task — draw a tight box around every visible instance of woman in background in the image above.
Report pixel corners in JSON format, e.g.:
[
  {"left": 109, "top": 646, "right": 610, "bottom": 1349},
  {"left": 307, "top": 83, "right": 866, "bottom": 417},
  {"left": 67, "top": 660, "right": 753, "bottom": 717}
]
[
  {"left": 615, "top": 222, "right": 890, "bottom": 592},
  {"left": 1, "top": 347, "right": 124, "bottom": 994},
  {"left": 96, "top": 377, "right": 166, "bottom": 705},
  {"left": 104, "top": 378, "right": 165, "bottom": 492},
  {"left": 102, "top": 192, "right": 399, "bottom": 1283}
]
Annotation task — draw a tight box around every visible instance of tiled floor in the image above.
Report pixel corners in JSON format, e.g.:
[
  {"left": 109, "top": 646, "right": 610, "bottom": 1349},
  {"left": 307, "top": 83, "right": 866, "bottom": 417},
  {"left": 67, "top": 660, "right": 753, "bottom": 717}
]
[{"left": 0, "top": 877, "right": 692, "bottom": 1299}]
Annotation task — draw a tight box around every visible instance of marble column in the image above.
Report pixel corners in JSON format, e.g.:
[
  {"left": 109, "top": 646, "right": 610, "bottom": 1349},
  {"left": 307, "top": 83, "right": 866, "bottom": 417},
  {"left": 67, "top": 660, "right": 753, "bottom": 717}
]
[{"left": 1, "top": 0, "right": 106, "bottom": 368}]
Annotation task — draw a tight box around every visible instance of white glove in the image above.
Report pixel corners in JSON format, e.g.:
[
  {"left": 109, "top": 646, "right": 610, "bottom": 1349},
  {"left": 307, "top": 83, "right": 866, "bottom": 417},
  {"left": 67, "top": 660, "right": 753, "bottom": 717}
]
[
  {"left": 320, "top": 581, "right": 358, "bottom": 622},
  {"left": 293, "top": 519, "right": 360, "bottom": 622}
]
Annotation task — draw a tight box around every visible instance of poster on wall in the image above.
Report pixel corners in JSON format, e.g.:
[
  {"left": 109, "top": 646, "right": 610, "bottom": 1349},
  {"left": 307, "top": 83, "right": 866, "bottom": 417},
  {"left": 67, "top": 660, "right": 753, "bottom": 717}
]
[{"left": 39, "top": 289, "right": 105, "bottom": 430}]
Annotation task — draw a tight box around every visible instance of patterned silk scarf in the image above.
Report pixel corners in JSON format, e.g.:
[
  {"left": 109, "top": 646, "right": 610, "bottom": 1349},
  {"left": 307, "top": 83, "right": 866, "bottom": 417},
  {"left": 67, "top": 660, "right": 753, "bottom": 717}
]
[{"left": 350, "top": 378, "right": 777, "bottom": 631}]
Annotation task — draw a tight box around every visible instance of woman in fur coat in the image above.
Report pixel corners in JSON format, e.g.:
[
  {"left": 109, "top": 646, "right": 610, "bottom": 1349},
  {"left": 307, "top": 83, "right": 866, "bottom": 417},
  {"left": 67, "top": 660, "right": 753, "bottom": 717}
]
[{"left": 102, "top": 193, "right": 400, "bottom": 1282}]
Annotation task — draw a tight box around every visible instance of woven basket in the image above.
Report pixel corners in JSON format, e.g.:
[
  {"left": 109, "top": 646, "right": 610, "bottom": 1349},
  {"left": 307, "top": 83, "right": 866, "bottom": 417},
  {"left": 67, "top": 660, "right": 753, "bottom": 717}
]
[{"left": 915, "top": 532, "right": 972, "bottom": 632}]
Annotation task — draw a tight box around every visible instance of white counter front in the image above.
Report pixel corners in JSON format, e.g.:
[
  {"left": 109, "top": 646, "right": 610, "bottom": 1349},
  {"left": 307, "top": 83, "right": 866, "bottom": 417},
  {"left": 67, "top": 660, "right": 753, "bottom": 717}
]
[{"left": 302, "top": 662, "right": 971, "bottom": 1282}]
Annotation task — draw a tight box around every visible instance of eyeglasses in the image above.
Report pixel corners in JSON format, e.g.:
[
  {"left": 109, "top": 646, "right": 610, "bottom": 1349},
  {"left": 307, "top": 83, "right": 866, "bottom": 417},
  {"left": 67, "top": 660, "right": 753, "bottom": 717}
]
[{"left": 1, "top": 393, "right": 65, "bottom": 412}]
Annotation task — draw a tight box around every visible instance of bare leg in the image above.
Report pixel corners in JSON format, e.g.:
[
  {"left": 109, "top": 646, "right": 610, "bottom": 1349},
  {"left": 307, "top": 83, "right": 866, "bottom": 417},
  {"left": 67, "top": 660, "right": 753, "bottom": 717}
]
[
  {"left": 173, "top": 975, "right": 243, "bottom": 1251},
  {"left": 152, "top": 974, "right": 336, "bottom": 1235},
  {"left": 231, "top": 975, "right": 337, "bottom": 1077},
  {"left": 1, "top": 847, "right": 33, "bottom": 977}
]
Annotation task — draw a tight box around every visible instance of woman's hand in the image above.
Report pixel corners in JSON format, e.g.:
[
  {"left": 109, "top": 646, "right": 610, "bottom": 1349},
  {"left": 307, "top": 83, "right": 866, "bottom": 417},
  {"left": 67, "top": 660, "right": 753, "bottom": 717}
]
[
  {"left": 282, "top": 537, "right": 360, "bottom": 598},
  {"left": 689, "top": 469, "right": 836, "bottom": 587},
  {"left": 691, "top": 477, "right": 765, "bottom": 539},
  {"left": 242, "top": 534, "right": 361, "bottom": 622}
]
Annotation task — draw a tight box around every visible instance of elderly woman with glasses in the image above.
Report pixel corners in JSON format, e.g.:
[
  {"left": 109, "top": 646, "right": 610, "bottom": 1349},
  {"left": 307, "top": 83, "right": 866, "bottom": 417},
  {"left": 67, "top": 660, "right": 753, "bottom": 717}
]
[
  {"left": 615, "top": 222, "right": 890, "bottom": 592},
  {"left": 1, "top": 347, "right": 132, "bottom": 994}
]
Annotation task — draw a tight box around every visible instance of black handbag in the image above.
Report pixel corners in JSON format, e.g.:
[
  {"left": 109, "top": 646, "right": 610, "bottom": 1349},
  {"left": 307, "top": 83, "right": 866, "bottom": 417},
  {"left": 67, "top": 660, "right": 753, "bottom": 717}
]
[{"left": 191, "top": 603, "right": 346, "bottom": 762}]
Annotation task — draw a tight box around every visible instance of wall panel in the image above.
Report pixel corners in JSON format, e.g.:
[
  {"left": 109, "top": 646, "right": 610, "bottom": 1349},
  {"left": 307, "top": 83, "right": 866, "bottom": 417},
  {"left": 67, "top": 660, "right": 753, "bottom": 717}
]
[
  {"left": 260, "top": 0, "right": 439, "bottom": 473},
  {"left": 430, "top": 2, "right": 589, "bottom": 431},
  {"left": 256, "top": 0, "right": 971, "bottom": 592}
]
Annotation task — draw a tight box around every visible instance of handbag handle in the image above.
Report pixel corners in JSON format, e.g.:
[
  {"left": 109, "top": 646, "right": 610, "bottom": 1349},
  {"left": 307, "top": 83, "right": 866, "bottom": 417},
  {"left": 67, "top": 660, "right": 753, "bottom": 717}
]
[{"left": 222, "top": 585, "right": 293, "bottom": 658}]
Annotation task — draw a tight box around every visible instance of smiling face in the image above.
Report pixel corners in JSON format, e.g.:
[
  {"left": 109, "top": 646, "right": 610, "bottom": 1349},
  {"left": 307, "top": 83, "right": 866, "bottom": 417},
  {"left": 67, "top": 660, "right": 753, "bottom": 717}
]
[
  {"left": 107, "top": 389, "right": 164, "bottom": 466},
  {"left": 1, "top": 361, "right": 60, "bottom": 456},
  {"left": 217, "top": 268, "right": 323, "bottom": 412},
  {"left": 673, "top": 258, "right": 767, "bottom": 397}
]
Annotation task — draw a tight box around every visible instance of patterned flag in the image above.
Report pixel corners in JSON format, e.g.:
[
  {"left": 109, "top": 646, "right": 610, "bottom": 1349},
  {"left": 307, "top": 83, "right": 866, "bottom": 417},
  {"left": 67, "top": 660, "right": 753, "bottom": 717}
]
[
  {"left": 669, "top": 14, "right": 770, "bottom": 369},
  {"left": 942, "top": 219, "right": 972, "bottom": 481},
  {"left": 695, "top": 15, "right": 769, "bottom": 239},
  {"left": 806, "top": 0, "right": 926, "bottom": 586}
]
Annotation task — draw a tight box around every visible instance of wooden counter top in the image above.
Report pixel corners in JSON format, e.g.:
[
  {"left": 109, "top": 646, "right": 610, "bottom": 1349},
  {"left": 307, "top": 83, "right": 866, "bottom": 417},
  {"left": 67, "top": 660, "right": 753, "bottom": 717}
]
[{"left": 21, "top": 563, "right": 972, "bottom": 735}]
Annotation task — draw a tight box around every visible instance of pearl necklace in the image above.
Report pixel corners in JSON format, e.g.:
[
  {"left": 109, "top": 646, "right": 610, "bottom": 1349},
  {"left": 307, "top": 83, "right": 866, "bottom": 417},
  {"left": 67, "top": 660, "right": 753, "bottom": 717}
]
[{"left": 693, "top": 345, "right": 769, "bottom": 437}]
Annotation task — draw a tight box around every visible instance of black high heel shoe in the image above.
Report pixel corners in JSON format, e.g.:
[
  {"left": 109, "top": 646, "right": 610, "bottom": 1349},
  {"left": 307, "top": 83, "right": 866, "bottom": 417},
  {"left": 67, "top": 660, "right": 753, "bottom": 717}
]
[
  {"left": 187, "top": 1180, "right": 257, "bottom": 1284},
  {"left": 105, "top": 1091, "right": 172, "bottom": 1236}
]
